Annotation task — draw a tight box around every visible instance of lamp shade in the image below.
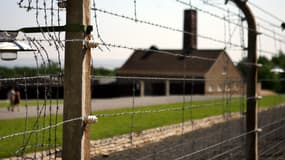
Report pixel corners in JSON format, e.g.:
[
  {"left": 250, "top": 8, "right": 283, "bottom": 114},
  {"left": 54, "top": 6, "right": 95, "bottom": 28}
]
[
  {"left": 0, "top": 41, "right": 35, "bottom": 61},
  {"left": 0, "top": 51, "right": 18, "bottom": 61},
  {"left": 57, "top": 0, "right": 67, "bottom": 8},
  {"left": 270, "top": 67, "right": 284, "bottom": 74}
]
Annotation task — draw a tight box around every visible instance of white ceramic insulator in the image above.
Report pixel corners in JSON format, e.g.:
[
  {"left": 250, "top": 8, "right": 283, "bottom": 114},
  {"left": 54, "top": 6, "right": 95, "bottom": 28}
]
[
  {"left": 256, "top": 128, "right": 262, "bottom": 133},
  {"left": 85, "top": 115, "right": 98, "bottom": 123},
  {"left": 256, "top": 96, "right": 263, "bottom": 100}
]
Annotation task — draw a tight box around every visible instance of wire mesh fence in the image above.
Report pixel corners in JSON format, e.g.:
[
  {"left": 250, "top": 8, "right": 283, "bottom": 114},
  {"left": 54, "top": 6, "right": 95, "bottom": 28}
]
[
  {"left": 1, "top": 0, "right": 285, "bottom": 159},
  {"left": 1, "top": 75, "right": 285, "bottom": 159}
]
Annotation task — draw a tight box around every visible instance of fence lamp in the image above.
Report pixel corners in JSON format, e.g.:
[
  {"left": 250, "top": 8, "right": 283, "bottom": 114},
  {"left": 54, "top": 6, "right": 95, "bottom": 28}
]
[
  {"left": 0, "top": 31, "right": 35, "bottom": 61},
  {"left": 270, "top": 67, "right": 284, "bottom": 74},
  {"left": 281, "top": 22, "right": 285, "bottom": 31},
  {"left": 0, "top": 24, "right": 93, "bottom": 61}
]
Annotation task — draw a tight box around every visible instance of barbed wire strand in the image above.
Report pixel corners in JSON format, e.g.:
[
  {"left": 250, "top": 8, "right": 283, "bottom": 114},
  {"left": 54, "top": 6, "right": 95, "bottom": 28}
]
[
  {"left": 40, "top": 73, "right": 48, "bottom": 158},
  {"left": 18, "top": 4, "right": 65, "bottom": 11},
  {"left": 92, "top": 0, "right": 111, "bottom": 51},
  {"left": 134, "top": 0, "right": 137, "bottom": 22},
  {"left": 264, "top": 149, "right": 284, "bottom": 160},
  {"left": 20, "top": 74, "right": 30, "bottom": 157},
  {"left": 130, "top": 79, "right": 136, "bottom": 146},
  {"left": 137, "top": 126, "right": 222, "bottom": 160},
  {"left": 173, "top": 115, "right": 285, "bottom": 160},
  {"left": 180, "top": 55, "right": 187, "bottom": 156},
  {"left": 176, "top": 0, "right": 285, "bottom": 45},
  {"left": 54, "top": 74, "right": 62, "bottom": 160},
  {"left": 137, "top": 109, "right": 284, "bottom": 160},
  {"left": 173, "top": 129, "right": 255, "bottom": 160},
  {"left": 17, "top": 0, "right": 284, "bottom": 44},
  {"left": 3, "top": 0, "right": 284, "bottom": 158},
  {"left": 13, "top": 33, "right": 279, "bottom": 56},
  {"left": 17, "top": 0, "right": 285, "bottom": 41},
  {"left": 207, "top": 145, "right": 242, "bottom": 160},
  {"left": 95, "top": 98, "right": 247, "bottom": 118},
  {"left": 260, "top": 122, "right": 285, "bottom": 139},
  {"left": 0, "top": 117, "right": 82, "bottom": 141},
  {"left": 195, "top": 0, "right": 285, "bottom": 38},
  {"left": 259, "top": 138, "right": 285, "bottom": 157},
  {"left": 47, "top": 76, "right": 53, "bottom": 159},
  {"left": 247, "top": 1, "right": 284, "bottom": 23}
]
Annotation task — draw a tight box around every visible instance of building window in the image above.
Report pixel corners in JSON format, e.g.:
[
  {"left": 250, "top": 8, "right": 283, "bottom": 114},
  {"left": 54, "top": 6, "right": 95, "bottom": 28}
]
[
  {"left": 221, "top": 66, "right": 227, "bottom": 75},
  {"left": 233, "top": 82, "right": 239, "bottom": 91},
  {"left": 217, "top": 85, "right": 222, "bottom": 92},
  {"left": 225, "top": 84, "right": 230, "bottom": 92},
  {"left": 208, "top": 84, "right": 213, "bottom": 93}
]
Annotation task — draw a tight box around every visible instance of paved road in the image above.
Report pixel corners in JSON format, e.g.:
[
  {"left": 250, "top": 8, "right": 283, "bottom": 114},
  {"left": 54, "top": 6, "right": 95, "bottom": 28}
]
[{"left": 0, "top": 95, "right": 226, "bottom": 120}]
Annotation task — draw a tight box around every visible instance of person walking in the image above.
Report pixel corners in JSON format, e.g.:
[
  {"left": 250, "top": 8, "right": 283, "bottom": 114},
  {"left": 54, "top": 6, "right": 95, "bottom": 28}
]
[
  {"left": 14, "top": 88, "right": 21, "bottom": 112},
  {"left": 7, "top": 87, "right": 15, "bottom": 112}
]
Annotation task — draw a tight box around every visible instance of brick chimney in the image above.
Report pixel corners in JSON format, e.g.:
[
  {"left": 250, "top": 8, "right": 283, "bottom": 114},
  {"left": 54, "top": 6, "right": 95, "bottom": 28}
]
[{"left": 183, "top": 9, "right": 197, "bottom": 54}]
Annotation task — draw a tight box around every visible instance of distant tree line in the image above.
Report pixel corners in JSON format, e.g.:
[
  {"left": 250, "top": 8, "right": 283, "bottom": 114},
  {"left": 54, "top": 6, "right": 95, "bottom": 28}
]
[
  {"left": 0, "top": 61, "right": 61, "bottom": 78},
  {"left": 92, "top": 67, "right": 116, "bottom": 76},
  {"left": 0, "top": 61, "right": 116, "bottom": 78},
  {"left": 4, "top": 51, "right": 285, "bottom": 93},
  {"left": 237, "top": 50, "right": 285, "bottom": 93}
]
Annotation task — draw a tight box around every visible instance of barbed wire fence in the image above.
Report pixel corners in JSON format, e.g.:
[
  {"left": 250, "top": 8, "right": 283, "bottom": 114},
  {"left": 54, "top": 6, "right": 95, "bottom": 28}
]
[{"left": 0, "top": 0, "right": 285, "bottom": 159}]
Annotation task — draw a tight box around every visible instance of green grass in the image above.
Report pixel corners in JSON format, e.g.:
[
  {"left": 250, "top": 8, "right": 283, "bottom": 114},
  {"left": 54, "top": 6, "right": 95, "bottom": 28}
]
[
  {"left": 0, "top": 99, "right": 63, "bottom": 108},
  {"left": 0, "top": 95, "right": 285, "bottom": 158},
  {"left": 0, "top": 116, "right": 62, "bottom": 158}
]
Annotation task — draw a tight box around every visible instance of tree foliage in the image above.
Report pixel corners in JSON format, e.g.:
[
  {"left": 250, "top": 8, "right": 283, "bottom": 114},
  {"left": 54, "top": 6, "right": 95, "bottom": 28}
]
[
  {"left": 92, "top": 67, "right": 116, "bottom": 76},
  {"left": 237, "top": 50, "right": 285, "bottom": 92},
  {"left": 0, "top": 62, "right": 116, "bottom": 78},
  {"left": 0, "top": 61, "right": 61, "bottom": 78}
]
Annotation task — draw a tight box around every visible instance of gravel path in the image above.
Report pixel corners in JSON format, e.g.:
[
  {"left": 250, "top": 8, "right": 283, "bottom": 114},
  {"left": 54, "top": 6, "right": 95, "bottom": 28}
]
[
  {"left": 93, "top": 107, "right": 285, "bottom": 160},
  {"left": 0, "top": 95, "right": 226, "bottom": 120}
]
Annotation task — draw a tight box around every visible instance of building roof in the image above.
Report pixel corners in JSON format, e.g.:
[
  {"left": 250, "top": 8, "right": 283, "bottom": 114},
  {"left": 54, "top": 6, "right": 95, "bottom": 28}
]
[{"left": 117, "top": 49, "right": 225, "bottom": 78}]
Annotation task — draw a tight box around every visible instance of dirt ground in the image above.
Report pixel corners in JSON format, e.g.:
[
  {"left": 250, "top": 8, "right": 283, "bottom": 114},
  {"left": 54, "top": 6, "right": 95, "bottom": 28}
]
[{"left": 94, "top": 107, "right": 285, "bottom": 160}]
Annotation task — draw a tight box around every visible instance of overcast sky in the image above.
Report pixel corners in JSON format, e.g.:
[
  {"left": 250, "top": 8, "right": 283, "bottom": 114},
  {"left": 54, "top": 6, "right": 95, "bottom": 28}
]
[{"left": 1, "top": 0, "right": 285, "bottom": 69}]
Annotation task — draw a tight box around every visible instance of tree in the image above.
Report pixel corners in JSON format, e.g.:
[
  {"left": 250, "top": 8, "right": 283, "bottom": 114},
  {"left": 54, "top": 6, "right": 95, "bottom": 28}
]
[
  {"left": 0, "top": 61, "right": 62, "bottom": 78},
  {"left": 92, "top": 67, "right": 116, "bottom": 76},
  {"left": 237, "top": 55, "right": 280, "bottom": 92}
]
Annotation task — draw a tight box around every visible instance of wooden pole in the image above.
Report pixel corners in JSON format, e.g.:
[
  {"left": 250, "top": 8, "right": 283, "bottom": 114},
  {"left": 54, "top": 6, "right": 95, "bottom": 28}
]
[
  {"left": 63, "top": 0, "right": 91, "bottom": 159},
  {"left": 226, "top": 1, "right": 258, "bottom": 160}
]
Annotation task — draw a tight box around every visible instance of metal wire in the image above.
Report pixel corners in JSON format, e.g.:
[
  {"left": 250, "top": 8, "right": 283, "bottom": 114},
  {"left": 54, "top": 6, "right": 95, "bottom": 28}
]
[
  {"left": 3, "top": 1, "right": 285, "bottom": 160},
  {"left": 196, "top": 0, "right": 285, "bottom": 38},
  {"left": 259, "top": 138, "right": 285, "bottom": 157},
  {"left": 134, "top": 0, "right": 137, "bottom": 21},
  {"left": 260, "top": 123, "right": 285, "bottom": 139},
  {"left": 92, "top": 0, "right": 111, "bottom": 51},
  {"left": 136, "top": 118, "right": 235, "bottom": 160},
  {"left": 207, "top": 145, "right": 242, "bottom": 160},
  {"left": 173, "top": 130, "right": 256, "bottom": 160},
  {"left": 92, "top": 6, "right": 242, "bottom": 48},
  {"left": 0, "top": 117, "right": 82, "bottom": 141},
  {"left": 176, "top": 0, "right": 285, "bottom": 45},
  {"left": 248, "top": 1, "right": 284, "bottom": 23},
  {"left": 20, "top": 75, "right": 30, "bottom": 157},
  {"left": 130, "top": 79, "right": 136, "bottom": 145},
  {"left": 95, "top": 100, "right": 242, "bottom": 118}
]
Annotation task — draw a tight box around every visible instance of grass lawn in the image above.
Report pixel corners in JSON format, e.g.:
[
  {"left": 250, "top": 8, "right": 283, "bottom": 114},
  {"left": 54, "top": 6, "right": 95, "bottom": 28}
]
[{"left": 0, "top": 95, "right": 285, "bottom": 158}]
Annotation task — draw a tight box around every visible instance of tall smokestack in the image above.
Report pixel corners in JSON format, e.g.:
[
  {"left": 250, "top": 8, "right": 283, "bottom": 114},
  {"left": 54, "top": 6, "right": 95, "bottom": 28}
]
[{"left": 183, "top": 9, "right": 197, "bottom": 54}]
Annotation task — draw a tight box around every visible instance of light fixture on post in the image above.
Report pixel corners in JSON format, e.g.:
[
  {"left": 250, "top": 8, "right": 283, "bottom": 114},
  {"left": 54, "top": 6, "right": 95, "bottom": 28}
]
[
  {"left": 57, "top": 0, "right": 67, "bottom": 8},
  {"left": 281, "top": 22, "right": 285, "bottom": 31},
  {"left": 0, "top": 31, "right": 35, "bottom": 61},
  {"left": 271, "top": 66, "right": 284, "bottom": 74},
  {"left": 0, "top": 25, "right": 93, "bottom": 61}
]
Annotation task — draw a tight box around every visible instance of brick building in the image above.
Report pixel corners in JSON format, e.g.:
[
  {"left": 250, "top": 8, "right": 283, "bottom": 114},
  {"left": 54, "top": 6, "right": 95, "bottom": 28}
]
[{"left": 117, "top": 9, "right": 244, "bottom": 96}]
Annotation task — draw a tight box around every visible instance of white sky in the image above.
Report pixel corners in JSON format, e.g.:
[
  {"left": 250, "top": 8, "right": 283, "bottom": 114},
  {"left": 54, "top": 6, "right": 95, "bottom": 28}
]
[{"left": 1, "top": 0, "right": 285, "bottom": 69}]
